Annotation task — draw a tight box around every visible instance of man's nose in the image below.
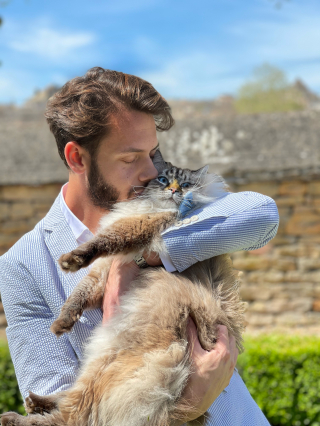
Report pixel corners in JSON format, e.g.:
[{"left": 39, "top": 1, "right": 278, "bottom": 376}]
[{"left": 139, "top": 158, "right": 158, "bottom": 182}]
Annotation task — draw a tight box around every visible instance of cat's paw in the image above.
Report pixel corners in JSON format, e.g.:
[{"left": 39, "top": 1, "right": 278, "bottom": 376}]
[
  {"left": 50, "top": 310, "right": 82, "bottom": 337},
  {"left": 24, "top": 392, "right": 45, "bottom": 415},
  {"left": 1, "top": 412, "right": 23, "bottom": 426},
  {"left": 25, "top": 392, "right": 56, "bottom": 415},
  {"left": 59, "top": 251, "right": 86, "bottom": 272}
]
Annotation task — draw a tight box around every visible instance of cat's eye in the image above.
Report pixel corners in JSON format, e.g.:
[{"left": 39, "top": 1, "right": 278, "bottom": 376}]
[
  {"left": 158, "top": 176, "right": 168, "bottom": 185},
  {"left": 181, "top": 182, "right": 191, "bottom": 188}
]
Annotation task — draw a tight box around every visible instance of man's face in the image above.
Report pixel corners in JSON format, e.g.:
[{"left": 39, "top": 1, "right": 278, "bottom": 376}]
[{"left": 86, "top": 109, "right": 159, "bottom": 210}]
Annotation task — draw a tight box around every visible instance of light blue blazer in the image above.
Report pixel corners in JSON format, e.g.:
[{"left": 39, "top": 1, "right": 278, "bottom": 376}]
[{"left": 0, "top": 191, "right": 277, "bottom": 425}]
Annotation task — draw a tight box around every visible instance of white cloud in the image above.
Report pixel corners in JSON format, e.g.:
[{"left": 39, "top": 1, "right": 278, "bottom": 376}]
[
  {"left": 9, "top": 27, "right": 95, "bottom": 60},
  {"left": 141, "top": 51, "right": 243, "bottom": 99}
]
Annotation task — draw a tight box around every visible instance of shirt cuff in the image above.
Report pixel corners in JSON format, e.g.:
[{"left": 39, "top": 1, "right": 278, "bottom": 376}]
[{"left": 159, "top": 251, "right": 177, "bottom": 272}]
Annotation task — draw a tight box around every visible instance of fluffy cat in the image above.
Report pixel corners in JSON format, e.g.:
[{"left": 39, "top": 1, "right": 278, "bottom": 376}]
[{"left": 1, "top": 151, "right": 245, "bottom": 426}]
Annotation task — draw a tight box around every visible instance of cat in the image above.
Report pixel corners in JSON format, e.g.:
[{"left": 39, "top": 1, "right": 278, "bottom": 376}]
[{"left": 1, "top": 151, "right": 246, "bottom": 426}]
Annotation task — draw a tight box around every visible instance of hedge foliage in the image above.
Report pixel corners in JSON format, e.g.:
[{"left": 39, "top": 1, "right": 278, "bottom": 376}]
[
  {"left": 0, "top": 335, "right": 320, "bottom": 425},
  {"left": 0, "top": 341, "right": 24, "bottom": 414},
  {"left": 238, "top": 335, "right": 320, "bottom": 426}
]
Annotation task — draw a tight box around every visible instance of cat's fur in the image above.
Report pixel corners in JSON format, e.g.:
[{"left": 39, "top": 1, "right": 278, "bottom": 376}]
[{"left": 1, "top": 151, "right": 246, "bottom": 426}]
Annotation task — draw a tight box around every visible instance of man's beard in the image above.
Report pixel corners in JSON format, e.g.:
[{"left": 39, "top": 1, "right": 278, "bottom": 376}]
[{"left": 87, "top": 157, "right": 136, "bottom": 210}]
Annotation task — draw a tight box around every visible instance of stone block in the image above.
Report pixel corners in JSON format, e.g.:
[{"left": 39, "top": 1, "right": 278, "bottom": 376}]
[
  {"left": 238, "top": 182, "right": 279, "bottom": 198},
  {"left": 10, "top": 203, "right": 34, "bottom": 220},
  {"left": 313, "top": 299, "right": 320, "bottom": 312},
  {"left": 0, "top": 234, "right": 20, "bottom": 249},
  {"left": 0, "top": 313, "right": 7, "bottom": 327},
  {"left": 276, "top": 196, "right": 304, "bottom": 207},
  {"left": 277, "top": 283, "right": 314, "bottom": 298},
  {"left": 311, "top": 198, "right": 320, "bottom": 208},
  {"left": 232, "top": 257, "right": 270, "bottom": 271},
  {"left": 275, "top": 245, "right": 307, "bottom": 257},
  {"left": 272, "top": 235, "right": 297, "bottom": 246},
  {"left": 308, "top": 181, "right": 320, "bottom": 195},
  {"left": 275, "top": 312, "right": 306, "bottom": 326},
  {"left": 313, "top": 284, "right": 320, "bottom": 298},
  {"left": 245, "top": 271, "right": 264, "bottom": 283},
  {"left": 271, "top": 258, "right": 296, "bottom": 271},
  {"left": 304, "top": 312, "right": 320, "bottom": 325},
  {"left": 279, "top": 181, "right": 307, "bottom": 197},
  {"left": 287, "top": 298, "right": 313, "bottom": 313},
  {"left": 0, "top": 203, "right": 10, "bottom": 221},
  {"left": 298, "top": 258, "right": 320, "bottom": 271},
  {"left": 248, "top": 299, "right": 289, "bottom": 314},
  {"left": 245, "top": 313, "right": 275, "bottom": 327},
  {"left": 1, "top": 184, "right": 61, "bottom": 202},
  {"left": 240, "top": 285, "right": 272, "bottom": 301},
  {"left": 264, "top": 271, "right": 285, "bottom": 283},
  {"left": 0, "top": 220, "right": 31, "bottom": 235},
  {"left": 284, "top": 271, "right": 319, "bottom": 283},
  {"left": 286, "top": 211, "right": 320, "bottom": 236}
]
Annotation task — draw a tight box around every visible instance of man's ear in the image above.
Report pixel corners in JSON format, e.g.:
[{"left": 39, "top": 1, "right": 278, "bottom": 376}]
[
  {"left": 152, "top": 150, "right": 171, "bottom": 173},
  {"left": 192, "top": 165, "right": 209, "bottom": 180},
  {"left": 64, "top": 141, "right": 88, "bottom": 174}
]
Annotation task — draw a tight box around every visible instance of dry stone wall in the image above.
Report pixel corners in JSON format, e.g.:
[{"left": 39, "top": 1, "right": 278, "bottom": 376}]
[
  {"left": 0, "top": 178, "right": 319, "bottom": 336},
  {"left": 231, "top": 178, "right": 320, "bottom": 335},
  {"left": 0, "top": 184, "right": 62, "bottom": 256}
]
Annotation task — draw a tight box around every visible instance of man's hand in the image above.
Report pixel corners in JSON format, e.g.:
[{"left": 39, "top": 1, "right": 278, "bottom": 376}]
[
  {"left": 102, "top": 253, "right": 161, "bottom": 323},
  {"left": 102, "top": 259, "right": 140, "bottom": 323},
  {"left": 177, "top": 319, "right": 238, "bottom": 425}
]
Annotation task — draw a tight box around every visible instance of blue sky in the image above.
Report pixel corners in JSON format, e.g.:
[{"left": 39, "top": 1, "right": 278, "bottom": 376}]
[{"left": 0, "top": 0, "right": 320, "bottom": 104}]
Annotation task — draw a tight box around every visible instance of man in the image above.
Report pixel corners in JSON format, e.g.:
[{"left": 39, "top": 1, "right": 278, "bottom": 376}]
[{"left": 0, "top": 67, "right": 278, "bottom": 425}]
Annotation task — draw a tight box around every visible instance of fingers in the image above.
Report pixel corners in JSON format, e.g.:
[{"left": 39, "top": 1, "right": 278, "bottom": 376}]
[{"left": 187, "top": 317, "right": 206, "bottom": 358}]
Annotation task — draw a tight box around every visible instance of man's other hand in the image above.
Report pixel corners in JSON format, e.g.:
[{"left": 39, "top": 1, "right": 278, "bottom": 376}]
[
  {"left": 102, "top": 259, "right": 140, "bottom": 323},
  {"left": 177, "top": 319, "right": 238, "bottom": 424}
]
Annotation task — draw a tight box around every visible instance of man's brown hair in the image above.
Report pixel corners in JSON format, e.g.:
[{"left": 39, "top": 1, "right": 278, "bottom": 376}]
[{"left": 45, "top": 67, "right": 175, "bottom": 168}]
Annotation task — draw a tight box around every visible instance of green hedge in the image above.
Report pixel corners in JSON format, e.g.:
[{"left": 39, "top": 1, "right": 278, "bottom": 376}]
[
  {"left": 0, "top": 341, "right": 24, "bottom": 414},
  {"left": 1, "top": 335, "right": 320, "bottom": 425},
  {"left": 238, "top": 335, "right": 320, "bottom": 426}
]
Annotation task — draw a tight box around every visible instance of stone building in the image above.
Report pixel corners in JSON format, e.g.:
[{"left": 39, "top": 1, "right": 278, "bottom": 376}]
[{"left": 0, "top": 103, "right": 320, "bottom": 336}]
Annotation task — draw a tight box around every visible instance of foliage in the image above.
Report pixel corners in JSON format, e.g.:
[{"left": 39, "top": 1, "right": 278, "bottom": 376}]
[
  {"left": 238, "top": 335, "right": 320, "bottom": 426},
  {"left": 235, "top": 64, "right": 305, "bottom": 114},
  {"left": 0, "top": 341, "right": 24, "bottom": 414}
]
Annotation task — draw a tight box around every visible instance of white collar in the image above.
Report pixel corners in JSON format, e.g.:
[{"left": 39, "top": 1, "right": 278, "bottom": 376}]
[{"left": 59, "top": 183, "right": 94, "bottom": 245}]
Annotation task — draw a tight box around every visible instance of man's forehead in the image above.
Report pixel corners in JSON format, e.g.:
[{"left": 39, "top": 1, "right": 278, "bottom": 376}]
[
  {"left": 106, "top": 110, "right": 158, "bottom": 153},
  {"left": 109, "top": 109, "right": 155, "bottom": 132}
]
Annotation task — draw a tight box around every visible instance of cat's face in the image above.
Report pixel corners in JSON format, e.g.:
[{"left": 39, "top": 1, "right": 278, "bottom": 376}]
[{"left": 143, "top": 150, "right": 209, "bottom": 206}]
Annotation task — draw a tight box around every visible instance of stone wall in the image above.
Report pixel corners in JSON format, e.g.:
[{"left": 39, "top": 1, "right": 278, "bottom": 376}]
[
  {"left": 0, "top": 184, "right": 63, "bottom": 256},
  {"left": 231, "top": 178, "right": 320, "bottom": 335},
  {"left": 0, "top": 179, "right": 319, "bottom": 336}
]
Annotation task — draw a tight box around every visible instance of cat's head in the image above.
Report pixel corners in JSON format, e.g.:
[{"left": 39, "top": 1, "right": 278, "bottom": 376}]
[{"left": 142, "top": 150, "right": 211, "bottom": 208}]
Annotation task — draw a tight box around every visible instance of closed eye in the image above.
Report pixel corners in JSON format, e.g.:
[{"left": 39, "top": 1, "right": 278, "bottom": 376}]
[
  {"left": 181, "top": 182, "right": 191, "bottom": 188},
  {"left": 158, "top": 176, "right": 169, "bottom": 185}
]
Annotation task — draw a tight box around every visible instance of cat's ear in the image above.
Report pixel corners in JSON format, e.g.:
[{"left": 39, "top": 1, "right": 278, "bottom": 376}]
[
  {"left": 192, "top": 165, "right": 209, "bottom": 180},
  {"left": 152, "top": 150, "right": 171, "bottom": 173}
]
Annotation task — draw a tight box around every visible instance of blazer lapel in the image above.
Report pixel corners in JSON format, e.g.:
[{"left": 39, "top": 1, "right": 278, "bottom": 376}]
[{"left": 43, "top": 194, "right": 88, "bottom": 298}]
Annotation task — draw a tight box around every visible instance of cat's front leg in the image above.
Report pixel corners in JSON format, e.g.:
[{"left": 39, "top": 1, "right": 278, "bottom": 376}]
[
  {"left": 59, "top": 211, "right": 176, "bottom": 273},
  {"left": 51, "top": 258, "right": 110, "bottom": 336}
]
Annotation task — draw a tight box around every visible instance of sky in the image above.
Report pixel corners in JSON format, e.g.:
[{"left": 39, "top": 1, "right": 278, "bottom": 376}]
[{"left": 0, "top": 0, "right": 320, "bottom": 104}]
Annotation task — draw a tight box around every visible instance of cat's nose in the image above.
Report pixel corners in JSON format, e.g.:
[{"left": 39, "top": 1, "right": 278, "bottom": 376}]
[{"left": 170, "top": 188, "right": 177, "bottom": 193}]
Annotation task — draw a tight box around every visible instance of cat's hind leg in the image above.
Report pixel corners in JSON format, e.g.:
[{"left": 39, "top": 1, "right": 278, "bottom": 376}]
[
  {"left": 51, "top": 258, "right": 111, "bottom": 337},
  {"left": 1, "top": 411, "right": 64, "bottom": 426}
]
